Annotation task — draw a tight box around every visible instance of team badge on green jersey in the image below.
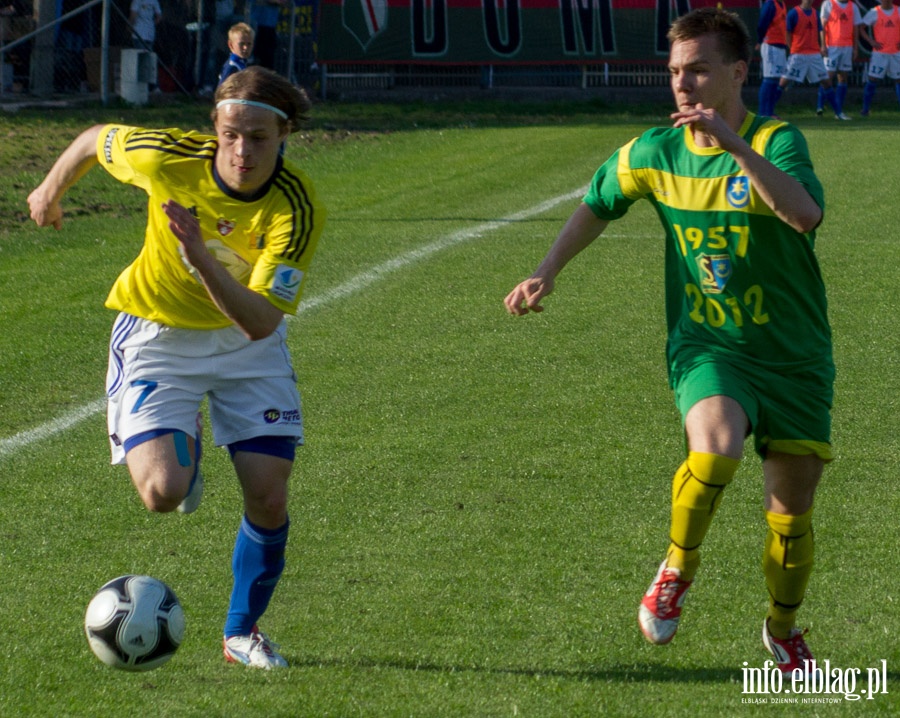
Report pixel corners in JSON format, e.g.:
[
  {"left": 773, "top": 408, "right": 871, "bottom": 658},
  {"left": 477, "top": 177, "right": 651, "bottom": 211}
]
[
  {"left": 726, "top": 176, "right": 750, "bottom": 208},
  {"left": 697, "top": 254, "right": 732, "bottom": 294}
]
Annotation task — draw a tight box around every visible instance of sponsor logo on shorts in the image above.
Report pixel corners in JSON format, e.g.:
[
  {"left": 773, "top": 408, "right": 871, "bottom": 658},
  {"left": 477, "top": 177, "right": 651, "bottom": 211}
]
[
  {"left": 271, "top": 265, "right": 303, "bottom": 303},
  {"left": 263, "top": 408, "right": 301, "bottom": 425}
]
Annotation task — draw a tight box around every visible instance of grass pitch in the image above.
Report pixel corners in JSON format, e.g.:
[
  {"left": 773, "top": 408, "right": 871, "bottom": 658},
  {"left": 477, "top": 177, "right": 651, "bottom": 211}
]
[{"left": 0, "top": 98, "right": 898, "bottom": 717}]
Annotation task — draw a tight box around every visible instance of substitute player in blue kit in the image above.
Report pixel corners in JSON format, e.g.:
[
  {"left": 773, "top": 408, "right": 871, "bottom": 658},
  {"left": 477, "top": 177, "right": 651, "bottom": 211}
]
[{"left": 28, "top": 66, "right": 324, "bottom": 669}]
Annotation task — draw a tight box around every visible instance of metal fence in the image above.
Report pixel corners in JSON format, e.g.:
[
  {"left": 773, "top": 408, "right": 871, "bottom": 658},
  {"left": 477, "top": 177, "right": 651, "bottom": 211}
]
[
  {"left": 319, "top": 62, "right": 676, "bottom": 97},
  {"left": 319, "top": 59, "right": 881, "bottom": 101}
]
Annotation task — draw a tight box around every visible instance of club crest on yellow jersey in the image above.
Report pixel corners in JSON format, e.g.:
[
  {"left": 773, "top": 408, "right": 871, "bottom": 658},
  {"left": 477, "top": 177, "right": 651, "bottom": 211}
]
[{"left": 217, "top": 218, "right": 235, "bottom": 236}]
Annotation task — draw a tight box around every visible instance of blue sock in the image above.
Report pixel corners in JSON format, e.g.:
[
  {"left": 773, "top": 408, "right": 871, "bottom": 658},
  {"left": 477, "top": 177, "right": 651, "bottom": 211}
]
[
  {"left": 894, "top": 82, "right": 900, "bottom": 105},
  {"left": 771, "top": 79, "right": 783, "bottom": 115},
  {"left": 773, "top": 84, "right": 784, "bottom": 108},
  {"left": 758, "top": 81, "right": 769, "bottom": 115},
  {"left": 836, "top": 82, "right": 848, "bottom": 110},
  {"left": 823, "top": 87, "right": 839, "bottom": 113},
  {"left": 759, "top": 79, "right": 773, "bottom": 115},
  {"left": 761, "top": 79, "right": 779, "bottom": 115},
  {"left": 863, "top": 81, "right": 877, "bottom": 113},
  {"left": 224, "top": 515, "right": 289, "bottom": 637},
  {"left": 816, "top": 85, "right": 824, "bottom": 112}
]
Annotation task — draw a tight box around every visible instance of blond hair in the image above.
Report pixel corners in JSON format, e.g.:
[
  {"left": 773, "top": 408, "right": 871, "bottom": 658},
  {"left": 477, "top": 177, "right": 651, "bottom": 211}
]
[
  {"left": 228, "top": 22, "right": 255, "bottom": 42},
  {"left": 212, "top": 66, "right": 312, "bottom": 134}
]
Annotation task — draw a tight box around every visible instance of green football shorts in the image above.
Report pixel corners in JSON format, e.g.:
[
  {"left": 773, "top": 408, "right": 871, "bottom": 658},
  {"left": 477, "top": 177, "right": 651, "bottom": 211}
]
[{"left": 671, "top": 351, "right": 835, "bottom": 460}]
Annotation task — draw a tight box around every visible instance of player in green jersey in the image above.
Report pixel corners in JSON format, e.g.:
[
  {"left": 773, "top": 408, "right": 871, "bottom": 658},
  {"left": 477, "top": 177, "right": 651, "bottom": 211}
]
[
  {"left": 28, "top": 66, "right": 324, "bottom": 669},
  {"left": 505, "top": 7, "right": 833, "bottom": 677}
]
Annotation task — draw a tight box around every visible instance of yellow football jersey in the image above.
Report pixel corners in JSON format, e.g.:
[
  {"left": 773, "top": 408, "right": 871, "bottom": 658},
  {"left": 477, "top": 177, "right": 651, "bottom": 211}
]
[{"left": 96, "top": 125, "right": 325, "bottom": 329}]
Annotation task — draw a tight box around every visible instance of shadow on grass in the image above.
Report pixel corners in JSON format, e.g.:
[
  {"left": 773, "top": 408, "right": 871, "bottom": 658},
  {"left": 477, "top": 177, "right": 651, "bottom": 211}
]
[
  {"left": 327, "top": 216, "right": 565, "bottom": 224},
  {"left": 288, "top": 655, "right": 752, "bottom": 683},
  {"left": 289, "top": 653, "right": 900, "bottom": 691}
]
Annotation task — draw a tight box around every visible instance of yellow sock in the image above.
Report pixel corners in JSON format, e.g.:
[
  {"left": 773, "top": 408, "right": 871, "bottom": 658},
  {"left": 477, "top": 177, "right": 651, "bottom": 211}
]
[
  {"left": 763, "top": 508, "right": 814, "bottom": 639},
  {"left": 666, "top": 452, "right": 739, "bottom": 582}
]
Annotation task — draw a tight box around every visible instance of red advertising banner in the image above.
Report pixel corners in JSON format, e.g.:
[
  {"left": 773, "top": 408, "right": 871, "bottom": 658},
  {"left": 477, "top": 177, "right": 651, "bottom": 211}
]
[{"left": 318, "top": 0, "right": 763, "bottom": 64}]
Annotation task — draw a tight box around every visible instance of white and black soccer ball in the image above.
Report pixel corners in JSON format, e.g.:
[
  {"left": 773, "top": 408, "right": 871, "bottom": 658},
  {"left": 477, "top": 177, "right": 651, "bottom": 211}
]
[{"left": 84, "top": 575, "right": 185, "bottom": 671}]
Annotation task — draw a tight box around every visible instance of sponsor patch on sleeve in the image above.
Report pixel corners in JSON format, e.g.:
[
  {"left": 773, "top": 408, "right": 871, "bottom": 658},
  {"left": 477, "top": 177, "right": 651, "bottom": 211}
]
[
  {"left": 270, "top": 264, "right": 304, "bottom": 304},
  {"left": 103, "top": 127, "right": 119, "bottom": 163}
]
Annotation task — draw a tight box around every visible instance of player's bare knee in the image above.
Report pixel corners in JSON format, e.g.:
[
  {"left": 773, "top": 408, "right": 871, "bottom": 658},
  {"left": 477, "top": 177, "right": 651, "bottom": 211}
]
[
  {"left": 130, "top": 466, "right": 193, "bottom": 513},
  {"left": 124, "top": 430, "right": 197, "bottom": 512},
  {"left": 140, "top": 487, "right": 181, "bottom": 513},
  {"left": 245, "top": 492, "right": 288, "bottom": 526}
]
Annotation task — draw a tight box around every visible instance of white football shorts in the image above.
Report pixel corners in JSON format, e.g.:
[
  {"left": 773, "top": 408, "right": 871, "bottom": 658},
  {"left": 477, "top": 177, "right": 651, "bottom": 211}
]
[
  {"left": 866, "top": 52, "right": 900, "bottom": 80},
  {"left": 106, "top": 313, "right": 303, "bottom": 465},
  {"left": 824, "top": 45, "right": 854, "bottom": 73},
  {"left": 760, "top": 42, "right": 788, "bottom": 79},
  {"left": 784, "top": 53, "right": 829, "bottom": 84}
]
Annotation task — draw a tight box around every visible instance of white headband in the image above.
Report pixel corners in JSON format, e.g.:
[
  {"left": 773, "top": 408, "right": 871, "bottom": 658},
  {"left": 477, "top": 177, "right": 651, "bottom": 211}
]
[{"left": 216, "top": 99, "right": 288, "bottom": 120}]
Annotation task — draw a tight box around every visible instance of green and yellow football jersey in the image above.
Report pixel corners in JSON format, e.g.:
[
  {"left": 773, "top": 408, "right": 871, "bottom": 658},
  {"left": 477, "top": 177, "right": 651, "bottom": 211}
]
[
  {"left": 96, "top": 125, "right": 325, "bottom": 329},
  {"left": 583, "top": 114, "right": 831, "bottom": 376}
]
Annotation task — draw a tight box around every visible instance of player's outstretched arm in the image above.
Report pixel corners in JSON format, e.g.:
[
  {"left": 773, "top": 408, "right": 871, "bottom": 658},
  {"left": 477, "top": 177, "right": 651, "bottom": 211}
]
[
  {"left": 28, "top": 125, "right": 104, "bottom": 230},
  {"left": 504, "top": 203, "right": 609, "bottom": 316}
]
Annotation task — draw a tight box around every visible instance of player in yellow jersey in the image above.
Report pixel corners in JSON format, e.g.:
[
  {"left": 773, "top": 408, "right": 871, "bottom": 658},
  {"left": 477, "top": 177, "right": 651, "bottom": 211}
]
[
  {"left": 28, "top": 66, "right": 324, "bottom": 669},
  {"left": 505, "top": 8, "right": 833, "bottom": 678}
]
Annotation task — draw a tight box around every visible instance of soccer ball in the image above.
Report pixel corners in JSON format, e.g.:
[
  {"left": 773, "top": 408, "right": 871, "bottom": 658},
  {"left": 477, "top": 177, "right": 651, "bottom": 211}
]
[{"left": 84, "top": 575, "right": 185, "bottom": 671}]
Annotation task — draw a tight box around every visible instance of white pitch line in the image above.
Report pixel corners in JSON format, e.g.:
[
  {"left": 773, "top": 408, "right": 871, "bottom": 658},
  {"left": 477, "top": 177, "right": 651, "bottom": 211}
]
[
  {"left": 296, "top": 186, "right": 588, "bottom": 314},
  {"left": 0, "top": 398, "right": 107, "bottom": 459},
  {"left": 0, "top": 186, "right": 588, "bottom": 460}
]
